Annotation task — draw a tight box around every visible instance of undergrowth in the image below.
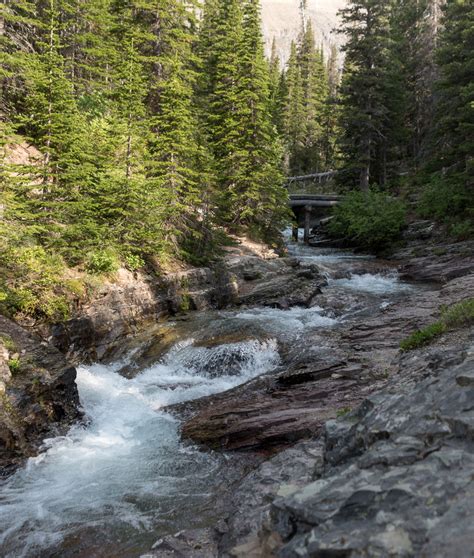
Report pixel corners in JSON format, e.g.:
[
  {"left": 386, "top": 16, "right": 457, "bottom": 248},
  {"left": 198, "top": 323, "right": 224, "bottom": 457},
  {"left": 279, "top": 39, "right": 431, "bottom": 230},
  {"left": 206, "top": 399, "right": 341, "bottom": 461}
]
[
  {"left": 8, "top": 358, "right": 21, "bottom": 374},
  {"left": 328, "top": 190, "right": 407, "bottom": 252},
  {"left": 400, "top": 298, "right": 474, "bottom": 351}
]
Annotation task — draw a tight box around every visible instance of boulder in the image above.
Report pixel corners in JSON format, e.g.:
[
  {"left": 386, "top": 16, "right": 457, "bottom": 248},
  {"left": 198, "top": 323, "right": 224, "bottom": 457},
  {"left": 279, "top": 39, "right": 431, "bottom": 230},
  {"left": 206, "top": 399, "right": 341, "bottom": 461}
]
[{"left": 227, "top": 256, "right": 327, "bottom": 309}]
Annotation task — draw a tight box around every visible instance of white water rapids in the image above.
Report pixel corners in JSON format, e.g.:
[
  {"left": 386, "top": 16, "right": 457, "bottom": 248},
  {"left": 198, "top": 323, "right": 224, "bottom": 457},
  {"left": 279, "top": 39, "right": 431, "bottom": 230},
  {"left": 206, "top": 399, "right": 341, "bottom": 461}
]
[
  {"left": 0, "top": 339, "right": 279, "bottom": 556},
  {"left": 0, "top": 237, "right": 416, "bottom": 557}
]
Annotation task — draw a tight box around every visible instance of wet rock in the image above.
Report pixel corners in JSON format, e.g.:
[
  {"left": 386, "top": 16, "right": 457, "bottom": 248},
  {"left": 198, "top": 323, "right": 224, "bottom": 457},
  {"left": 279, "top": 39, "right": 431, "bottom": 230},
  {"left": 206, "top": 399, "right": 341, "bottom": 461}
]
[
  {"left": 182, "top": 258, "right": 474, "bottom": 557},
  {"left": 220, "top": 440, "right": 325, "bottom": 555},
  {"left": 144, "top": 529, "right": 218, "bottom": 558},
  {"left": 176, "top": 269, "right": 474, "bottom": 455},
  {"left": 456, "top": 367, "right": 474, "bottom": 387},
  {"left": 243, "top": 268, "right": 263, "bottom": 281},
  {"left": 308, "top": 237, "right": 347, "bottom": 249},
  {"left": 162, "top": 238, "right": 474, "bottom": 558},
  {"left": 49, "top": 245, "right": 326, "bottom": 363},
  {"left": 402, "top": 220, "right": 436, "bottom": 241},
  {"left": 0, "top": 316, "right": 81, "bottom": 475},
  {"left": 115, "top": 323, "right": 183, "bottom": 378},
  {"left": 276, "top": 358, "right": 346, "bottom": 386}
]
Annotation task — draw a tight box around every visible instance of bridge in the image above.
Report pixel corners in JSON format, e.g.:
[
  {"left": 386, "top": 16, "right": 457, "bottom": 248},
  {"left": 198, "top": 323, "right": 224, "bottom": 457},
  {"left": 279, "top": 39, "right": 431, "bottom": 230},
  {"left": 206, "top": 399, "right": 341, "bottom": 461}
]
[{"left": 286, "top": 171, "right": 341, "bottom": 243}]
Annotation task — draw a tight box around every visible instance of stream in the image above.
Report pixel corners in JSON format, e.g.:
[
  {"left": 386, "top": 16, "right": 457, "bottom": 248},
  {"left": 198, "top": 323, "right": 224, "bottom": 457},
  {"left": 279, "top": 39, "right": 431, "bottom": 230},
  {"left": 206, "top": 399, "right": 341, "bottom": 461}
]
[{"left": 0, "top": 234, "right": 417, "bottom": 557}]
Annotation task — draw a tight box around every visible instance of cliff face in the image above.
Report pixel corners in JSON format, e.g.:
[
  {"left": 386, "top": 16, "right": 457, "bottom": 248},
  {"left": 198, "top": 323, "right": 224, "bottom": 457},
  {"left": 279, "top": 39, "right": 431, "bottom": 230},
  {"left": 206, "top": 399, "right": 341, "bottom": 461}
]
[
  {"left": 261, "top": 0, "right": 347, "bottom": 63},
  {"left": 0, "top": 316, "right": 81, "bottom": 475}
]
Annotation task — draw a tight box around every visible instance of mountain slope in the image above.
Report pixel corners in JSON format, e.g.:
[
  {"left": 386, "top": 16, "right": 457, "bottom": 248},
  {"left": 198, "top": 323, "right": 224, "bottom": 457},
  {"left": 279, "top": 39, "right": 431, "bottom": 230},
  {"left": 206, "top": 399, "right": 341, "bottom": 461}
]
[{"left": 261, "top": 0, "right": 346, "bottom": 64}]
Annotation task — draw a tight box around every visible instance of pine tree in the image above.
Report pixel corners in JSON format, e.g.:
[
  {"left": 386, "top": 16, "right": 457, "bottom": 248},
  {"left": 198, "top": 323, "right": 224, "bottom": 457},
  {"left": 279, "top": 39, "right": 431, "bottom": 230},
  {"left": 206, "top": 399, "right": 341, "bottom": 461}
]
[
  {"left": 300, "top": 23, "right": 330, "bottom": 172},
  {"left": 268, "top": 38, "right": 283, "bottom": 131},
  {"left": 434, "top": 0, "right": 473, "bottom": 177},
  {"left": 236, "top": 0, "right": 287, "bottom": 233},
  {"left": 196, "top": 0, "right": 220, "bottom": 103},
  {"left": 146, "top": 0, "right": 209, "bottom": 259},
  {"left": 1, "top": 1, "right": 37, "bottom": 119},
  {"left": 326, "top": 43, "right": 340, "bottom": 98},
  {"left": 322, "top": 44, "right": 340, "bottom": 169},
  {"left": 104, "top": 10, "right": 150, "bottom": 255},
  {"left": 338, "top": 0, "right": 406, "bottom": 190},
  {"left": 279, "top": 19, "right": 334, "bottom": 176},
  {"left": 205, "top": 0, "right": 245, "bottom": 202},
  {"left": 1, "top": 0, "right": 293, "bottom": 281},
  {"left": 423, "top": 0, "right": 474, "bottom": 224},
  {"left": 19, "top": 2, "right": 89, "bottom": 222},
  {"left": 199, "top": 0, "right": 287, "bottom": 236},
  {"left": 282, "top": 41, "right": 305, "bottom": 173}
]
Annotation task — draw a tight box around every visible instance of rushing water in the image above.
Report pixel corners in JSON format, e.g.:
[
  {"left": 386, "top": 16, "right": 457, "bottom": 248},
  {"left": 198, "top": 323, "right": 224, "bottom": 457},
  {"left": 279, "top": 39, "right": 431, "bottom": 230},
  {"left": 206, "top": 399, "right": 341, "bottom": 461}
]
[{"left": 0, "top": 233, "right": 415, "bottom": 557}]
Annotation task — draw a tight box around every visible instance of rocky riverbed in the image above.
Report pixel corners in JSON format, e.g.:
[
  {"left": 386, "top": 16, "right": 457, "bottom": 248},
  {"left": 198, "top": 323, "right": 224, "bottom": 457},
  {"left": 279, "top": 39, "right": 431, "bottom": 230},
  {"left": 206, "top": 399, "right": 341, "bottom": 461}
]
[
  {"left": 0, "top": 227, "right": 473, "bottom": 557},
  {"left": 151, "top": 231, "right": 474, "bottom": 558}
]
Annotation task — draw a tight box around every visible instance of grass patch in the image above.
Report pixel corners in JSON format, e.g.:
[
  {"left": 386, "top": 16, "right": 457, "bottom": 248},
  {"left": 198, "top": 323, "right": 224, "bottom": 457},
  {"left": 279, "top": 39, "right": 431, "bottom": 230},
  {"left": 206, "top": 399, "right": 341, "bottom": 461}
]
[
  {"left": 400, "top": 322, "right": 446, "bottom": 351},
  {"left": 442, "top": 299, "right": 474, "bottom": 328},
  {"left": 0, "top": 335, "right": 17, "bottom": 352},
  {"left": 400, "top": 298, "right": 474, "bottom": 351}
]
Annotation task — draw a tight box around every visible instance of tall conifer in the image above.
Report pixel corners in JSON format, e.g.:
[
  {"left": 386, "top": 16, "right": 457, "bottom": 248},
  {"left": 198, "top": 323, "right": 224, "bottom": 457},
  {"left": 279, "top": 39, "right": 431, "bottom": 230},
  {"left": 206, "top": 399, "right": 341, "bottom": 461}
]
[{"left": 338, "top": 0, "right": 405, "bottom": 190}]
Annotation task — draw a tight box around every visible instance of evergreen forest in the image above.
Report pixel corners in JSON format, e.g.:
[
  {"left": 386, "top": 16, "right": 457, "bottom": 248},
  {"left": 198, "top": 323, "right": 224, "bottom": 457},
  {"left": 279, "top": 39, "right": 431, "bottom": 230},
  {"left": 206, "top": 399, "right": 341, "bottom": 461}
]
[{"left": 0, "top": 0, "right": 473, "bottom": 321}]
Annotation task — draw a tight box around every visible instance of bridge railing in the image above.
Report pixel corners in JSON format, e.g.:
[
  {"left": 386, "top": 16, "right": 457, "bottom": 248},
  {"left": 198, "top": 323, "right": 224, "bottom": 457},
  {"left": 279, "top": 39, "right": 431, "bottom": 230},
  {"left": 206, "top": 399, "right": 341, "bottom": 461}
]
[{"left": 285, "top": 171, "right": 338, "bottom": 196}]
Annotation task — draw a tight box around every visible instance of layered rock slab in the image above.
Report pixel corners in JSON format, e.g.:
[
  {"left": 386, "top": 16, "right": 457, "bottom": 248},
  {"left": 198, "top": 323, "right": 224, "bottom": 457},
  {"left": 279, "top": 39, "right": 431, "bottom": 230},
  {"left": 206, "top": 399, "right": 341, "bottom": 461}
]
[{"left": 269, "top": 337, "right": 474, "bottom": 557}]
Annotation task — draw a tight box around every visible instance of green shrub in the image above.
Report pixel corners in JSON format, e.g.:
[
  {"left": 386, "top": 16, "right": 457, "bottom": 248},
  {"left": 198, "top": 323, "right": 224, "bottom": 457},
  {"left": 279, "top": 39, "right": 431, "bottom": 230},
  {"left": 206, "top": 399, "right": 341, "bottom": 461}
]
[
  {"left": 449, "top": 220, "right": 474, "bottom": 241},
  {"left": 123, "top": 253, "right": 145, "bottom": 271},
  {"left": 328, "top": 190, "right": 407, "bottom": 251},
  {"left": 8, "top": 358, "right": 21, "bottom": 374},
  {"left": 418, "top": 175, "right": 474, "bottom": 238},
  {"left": 86, "top": 250, "right": 119, "bottom": 275},
  {"left": 180, "top": 293, "right": 191, "bottom": 312},
  {"left": 401, "top": 298, "right": 474, "bottom": 351},
  {"left": 0, "top": 244, "right": 76, "bottom": 321}
]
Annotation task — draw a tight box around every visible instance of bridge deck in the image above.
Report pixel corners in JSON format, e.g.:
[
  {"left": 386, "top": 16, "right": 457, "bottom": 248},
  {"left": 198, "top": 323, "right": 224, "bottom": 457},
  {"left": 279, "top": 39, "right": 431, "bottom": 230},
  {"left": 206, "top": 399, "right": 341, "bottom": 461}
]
[{"left": 289, "top": 194, "right": 342, "bottom": 208}]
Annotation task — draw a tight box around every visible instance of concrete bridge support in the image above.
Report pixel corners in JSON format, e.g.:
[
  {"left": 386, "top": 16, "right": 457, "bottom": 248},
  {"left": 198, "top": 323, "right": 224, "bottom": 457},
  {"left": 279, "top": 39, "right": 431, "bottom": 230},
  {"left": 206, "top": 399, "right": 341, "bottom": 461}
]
[
  {"left": 289, "top": 194, "right": 342, "bottom": 244},
  {"left": 286, "top": 170, "right": 341, "bottom": 244},
  {"left": 304, "top": 205, "right": 311, "bottom": 244}
]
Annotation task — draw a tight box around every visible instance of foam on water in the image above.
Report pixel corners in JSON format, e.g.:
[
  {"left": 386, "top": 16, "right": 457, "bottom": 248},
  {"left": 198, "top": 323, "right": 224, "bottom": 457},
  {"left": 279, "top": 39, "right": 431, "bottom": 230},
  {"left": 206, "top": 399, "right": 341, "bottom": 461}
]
[
  {"left": 331, "top": 273, "right": 414, "bottom": 295},
  {"left": 234, "top": 305, "right": 338, "bottom": 334},
  {"left": 0, "top": 338, "right": 279, "bottom": 557},
  {"left": 0, "top": 230, "right": 417, "bottom": 556}
]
